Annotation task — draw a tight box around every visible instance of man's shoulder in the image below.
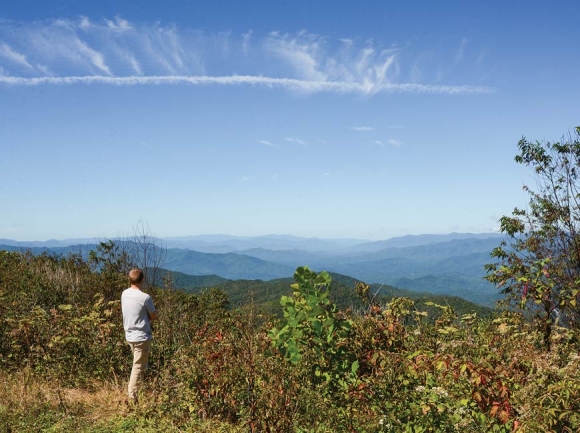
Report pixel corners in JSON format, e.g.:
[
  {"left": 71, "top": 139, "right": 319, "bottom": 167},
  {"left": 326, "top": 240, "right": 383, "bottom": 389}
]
[
  {"left": 121, "top": 288, "right": 150, "bottom": 301},
  {"left": 121, "top": 287, "right": 134, "bottom": 298}
]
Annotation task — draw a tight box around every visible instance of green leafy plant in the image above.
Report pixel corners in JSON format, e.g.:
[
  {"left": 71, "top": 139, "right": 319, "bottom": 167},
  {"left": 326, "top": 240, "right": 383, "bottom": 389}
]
[{"left": 268, "top": 266, "right": 357, "bottom": 389}]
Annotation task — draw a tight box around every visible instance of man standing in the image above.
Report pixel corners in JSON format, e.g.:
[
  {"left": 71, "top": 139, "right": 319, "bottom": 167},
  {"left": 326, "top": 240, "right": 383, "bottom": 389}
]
[{"left": 121, "top": 268, "right": 158, "bottom": 402}]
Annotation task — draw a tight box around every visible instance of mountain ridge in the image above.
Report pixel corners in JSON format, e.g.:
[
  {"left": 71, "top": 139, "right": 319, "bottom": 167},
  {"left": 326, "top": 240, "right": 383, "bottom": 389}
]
[
  {"left": 0, "top": 232, "right": 501, "bottom": 252},
  {"left": 0, "top": 232, "right": 503, "bottom": 306}
]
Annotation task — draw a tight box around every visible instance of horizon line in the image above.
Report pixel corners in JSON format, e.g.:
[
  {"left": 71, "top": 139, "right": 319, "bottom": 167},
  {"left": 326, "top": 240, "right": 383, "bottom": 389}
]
[{"left": 1, "top": 231, "right": 503, "bottom": 244}]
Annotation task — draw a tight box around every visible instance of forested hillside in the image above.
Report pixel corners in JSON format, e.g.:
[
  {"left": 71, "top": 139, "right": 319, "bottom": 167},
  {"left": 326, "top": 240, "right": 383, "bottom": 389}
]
[{"left": 153, "top": 267, "right": 492, "bottom": 318}]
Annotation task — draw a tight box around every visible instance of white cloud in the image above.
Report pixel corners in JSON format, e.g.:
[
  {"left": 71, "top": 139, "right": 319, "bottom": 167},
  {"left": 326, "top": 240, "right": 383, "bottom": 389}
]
[
  {"left": 265, "top": 32, "right": 400, "bottom": 94},
  {"left": 73, "top": 39, "right": 111, "bottom": 75},
  {"left": 129, "top": 55, "right": 143, "bottom": 75},
  {"left": 258, "top": 139, "right": 274, "bottom": 146},
  {"left": 284, "top": 137, "right": 306, "bottom": 146},
  {"left": 0, "top": 19, "right": 496, "bottom": 96},
  {"left": 454, "top": 38, "right": 469, "bottom": 64},
  {"left": 409, "top": 51, "right": 435, "bottom": 84},
  {"left": 242, "top": 30, "right": 252, "bottom": 55},
  {"left": 410, "top": 62, "right": 422, "bottom": 83},
  {"left": 35, "top": 64, "right": 51, "bottom": 75},
  {"left": 374, "top": 140, "right": 384, "bottom": 147},
  {"left": 19, "top": 21, "right": 113, "bottom": 76},
  {"left": 0, "top": 43, "right": 33, "bottom": 69},
  {"left": 388, "top": 138, "right": 403, "bottom": 146},
  {"left": 79, "top": 16, "right": 92, "bottom": 30},
  {"left": 266, "top": 31, "right": 327, "bottom": 81},
  {"left": 353, "top": 126, "right": 374, "bottom": 131},
  {"left": 105, "top": 17, "right": 132, "bottom": 31}
]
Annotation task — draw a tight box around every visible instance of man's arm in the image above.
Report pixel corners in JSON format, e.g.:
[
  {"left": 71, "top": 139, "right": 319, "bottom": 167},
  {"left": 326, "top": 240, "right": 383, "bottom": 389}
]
[{"left": 145, "top": 296, "right": 158, "bottom": 321}]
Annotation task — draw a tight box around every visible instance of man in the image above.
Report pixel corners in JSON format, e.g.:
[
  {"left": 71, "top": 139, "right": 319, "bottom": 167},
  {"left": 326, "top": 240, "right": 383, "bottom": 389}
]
[{"left": 121, "top": 268, "right": 158, "bottom": 402}]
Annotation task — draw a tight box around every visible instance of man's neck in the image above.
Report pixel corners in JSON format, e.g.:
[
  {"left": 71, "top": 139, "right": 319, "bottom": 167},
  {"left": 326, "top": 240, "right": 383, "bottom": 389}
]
[{"left": 130, "top": 284, "right": 142, "bottom": 290}]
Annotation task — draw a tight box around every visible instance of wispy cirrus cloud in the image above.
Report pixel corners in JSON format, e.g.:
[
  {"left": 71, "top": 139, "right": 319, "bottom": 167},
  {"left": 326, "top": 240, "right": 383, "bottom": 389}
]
[
  {"left": 284, "top": 137, "right": 307, "bottom": 146},
  {"left": 388, "top": 138, "right": 403, "bottom": 146},
  {"left": 0, "top": 43, "right": 33, "bottom": 69},
  {"left": 266, "top": 31, "right": 328, "bottom": 82},
  {"left": 0, "top": 18, "right": 495, "bottom": 96},
  {"left": 242, "top": 30, "right": 252, "bottom": 55},
  {"left": 258, "top": 139, "right": 274, "bottom": 146},
  {"left": 454, "top": 38, "right": 469, "bottom": 65},
  {"left": 353, "top": 126, "right": 374, "bottom": 131},
  {"left": 373, "top": 139, "right": 402, "bottom": 147}
]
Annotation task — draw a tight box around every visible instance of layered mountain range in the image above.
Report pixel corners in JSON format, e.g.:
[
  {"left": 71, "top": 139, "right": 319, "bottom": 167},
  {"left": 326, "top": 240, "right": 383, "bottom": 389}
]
[{"left": 0, "top": 232, "right": 504, "bottom": 306}]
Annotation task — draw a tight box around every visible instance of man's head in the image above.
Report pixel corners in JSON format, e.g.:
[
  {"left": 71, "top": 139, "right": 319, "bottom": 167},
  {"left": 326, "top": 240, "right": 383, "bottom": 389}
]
[{"left": 128, "top": 268, "right": 144, "bottom": 286}]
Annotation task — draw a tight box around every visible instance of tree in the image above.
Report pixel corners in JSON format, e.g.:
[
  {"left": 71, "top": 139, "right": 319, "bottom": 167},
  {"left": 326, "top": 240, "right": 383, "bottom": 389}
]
[
  {"left": 88, "top": 240, "right": 132, "bottom": 300},
  {"left": 485, "top": 127, "right": 580, "bottom": 347},
  {"left": 127, "top": 220, "right": 166, "bottom": 290},
  {"left": 89, "top": 221, "right": 167, "bottom": 292}
]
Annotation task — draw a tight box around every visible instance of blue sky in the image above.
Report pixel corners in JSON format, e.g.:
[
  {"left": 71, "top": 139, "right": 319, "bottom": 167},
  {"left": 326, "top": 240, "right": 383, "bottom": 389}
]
[{"left": 1, "top": 1, "right": 579, "bottom": 241}]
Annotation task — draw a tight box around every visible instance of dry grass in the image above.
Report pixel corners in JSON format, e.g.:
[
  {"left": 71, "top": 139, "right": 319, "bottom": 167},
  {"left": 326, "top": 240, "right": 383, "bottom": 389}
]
[
  {"left": 0, "top": 370, "right": 245, "bottom": 432},
  {"left": 61, "top": 385, "right": 127, "bottom": 421},
  {"left": 0, "top": 369, "right": 126, "bottom": 424}
]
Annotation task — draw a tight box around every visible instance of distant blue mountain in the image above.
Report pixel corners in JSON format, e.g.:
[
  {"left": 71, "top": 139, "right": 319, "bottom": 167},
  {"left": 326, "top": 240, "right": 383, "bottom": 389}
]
[
  {"left": 163, "top": 248, "right": 295, "bottom": 280},
  {"left": 0, "top": 243, "right": 95, "bottom": 257},
  {"left": 0, "top": 232, "right": 505, "bottom": 306},
  {"left": 163, "top": 234, "right": 368, "bottom": 253},
  {"left": 348, "top": 232, "right": 504, "bottom": 253},
  {"left": 0, "top": 238, "right": 100, "bottom": 248}
]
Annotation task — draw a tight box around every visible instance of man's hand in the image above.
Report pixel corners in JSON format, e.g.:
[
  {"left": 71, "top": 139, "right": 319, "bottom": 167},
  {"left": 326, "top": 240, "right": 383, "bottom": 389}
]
[{"left": 149, "top": 311, "right": 159, "bottom": 321}]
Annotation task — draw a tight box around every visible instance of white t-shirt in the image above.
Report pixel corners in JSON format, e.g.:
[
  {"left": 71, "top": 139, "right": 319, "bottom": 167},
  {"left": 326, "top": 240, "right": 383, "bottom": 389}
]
[{"left": 121, "top": 288, "right": 156, "bottom": 342}]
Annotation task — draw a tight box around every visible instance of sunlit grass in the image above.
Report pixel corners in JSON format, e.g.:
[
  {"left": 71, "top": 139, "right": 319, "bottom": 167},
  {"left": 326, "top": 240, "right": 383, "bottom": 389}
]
[
  {"left": 0, "top": 370, "right": 248, "bottom": 432},
  {"left": 0, "top": 370, "right": 124, "bottom": 431}
]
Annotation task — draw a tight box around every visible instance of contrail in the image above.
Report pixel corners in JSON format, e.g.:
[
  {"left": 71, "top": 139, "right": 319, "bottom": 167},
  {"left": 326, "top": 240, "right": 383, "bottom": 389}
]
[{"left": 0, "top": 74, "right": 495, "bottom": 95}]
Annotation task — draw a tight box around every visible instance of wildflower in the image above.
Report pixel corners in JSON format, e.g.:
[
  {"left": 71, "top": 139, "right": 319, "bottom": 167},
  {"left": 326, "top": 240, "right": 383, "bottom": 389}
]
[
  {"left": 432, "top": 387, "right": 449, "bottom": 398},
  {"left": 415, "top": 386, "right": 426, "bottom": 392},
  {"left": 456, "top": 406, "right": 468, "bottom": 415}
]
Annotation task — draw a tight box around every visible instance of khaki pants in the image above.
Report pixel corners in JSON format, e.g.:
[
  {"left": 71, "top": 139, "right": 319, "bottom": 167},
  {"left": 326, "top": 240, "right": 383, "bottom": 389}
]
[{"left": 127, "top": 340, "right": 151, "bottom": 400}]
